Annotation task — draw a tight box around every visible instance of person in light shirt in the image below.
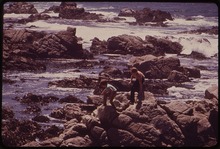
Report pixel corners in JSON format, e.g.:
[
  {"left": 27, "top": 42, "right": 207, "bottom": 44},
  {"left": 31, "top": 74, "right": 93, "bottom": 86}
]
[{"left": 99, "top": 80, "right": 117, "bottom": 108}]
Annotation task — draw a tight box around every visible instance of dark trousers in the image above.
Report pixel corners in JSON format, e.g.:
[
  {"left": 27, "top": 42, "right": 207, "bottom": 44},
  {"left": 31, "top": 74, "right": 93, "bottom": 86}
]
[{"left": 130, "top": 78, "right": 145, "bottom": 103}]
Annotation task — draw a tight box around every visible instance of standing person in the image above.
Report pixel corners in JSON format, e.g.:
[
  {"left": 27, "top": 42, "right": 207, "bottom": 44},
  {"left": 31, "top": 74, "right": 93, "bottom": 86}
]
[
  {"left": 129, "top": 67, "right": 145, "bottom": 104},
  {"left": 99, "top": 80, "right": 117, "bottom": 108}
]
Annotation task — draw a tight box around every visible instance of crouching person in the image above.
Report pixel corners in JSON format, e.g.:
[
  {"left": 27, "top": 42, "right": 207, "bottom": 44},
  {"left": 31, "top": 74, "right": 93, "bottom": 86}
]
[{"left": 99, "top": 80, "right": 117, "bottom": 108}]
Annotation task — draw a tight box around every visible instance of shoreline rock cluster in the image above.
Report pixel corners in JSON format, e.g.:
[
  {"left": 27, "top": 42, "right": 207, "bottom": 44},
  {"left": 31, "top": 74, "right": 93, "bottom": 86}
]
[
  {"left": 4, "top": 2, "right": 173, "bottom": 26},
  {"left": 2, "top": 86, "right": 218, "bottom": 147}
]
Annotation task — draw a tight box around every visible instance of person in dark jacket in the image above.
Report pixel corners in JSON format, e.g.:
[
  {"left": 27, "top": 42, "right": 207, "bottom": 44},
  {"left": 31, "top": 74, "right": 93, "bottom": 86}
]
[{"left": 129, "top": 67, "right": 145, "bottom": 104}]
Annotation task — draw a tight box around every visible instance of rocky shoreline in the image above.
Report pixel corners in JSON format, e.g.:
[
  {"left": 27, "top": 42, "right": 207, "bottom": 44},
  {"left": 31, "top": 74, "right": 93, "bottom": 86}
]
[
  {"left": 2, "top": 2, "right": 218, "bottom": 147},
  {"left": 2, "top": 86, "right": 218, "bottom": 147}
]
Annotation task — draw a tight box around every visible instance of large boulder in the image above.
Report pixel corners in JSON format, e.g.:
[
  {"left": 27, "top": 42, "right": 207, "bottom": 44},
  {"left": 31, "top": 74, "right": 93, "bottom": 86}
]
[
  {"left": 34, "top": 27, "right": 93, "bottom": 59},
  {"left": 106, "top": 34, "right": 182, "bottom": 56},
  {"left": 129, "top": 55, "right": 180, "bottom": 79},
  {"left": 129, "top": 54, "right": 200, "bottom": 80},
  {"left": 107, "top": 34, "right": 154, "bottom": 56},
  {"left": 134, "top": 8, "right": 173, "bottom": 23},
  {"left": 90, "top": 37, "right": 107, "bottom": 55},
  {"left": 145, "top": 35, "right": 183, "bottom": 55}
]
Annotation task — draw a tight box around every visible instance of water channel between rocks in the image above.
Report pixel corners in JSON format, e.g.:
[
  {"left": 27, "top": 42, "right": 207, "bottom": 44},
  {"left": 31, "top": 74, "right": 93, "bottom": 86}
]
[{"left": 2, "top": 53, "right": 218, "bottom": 128}]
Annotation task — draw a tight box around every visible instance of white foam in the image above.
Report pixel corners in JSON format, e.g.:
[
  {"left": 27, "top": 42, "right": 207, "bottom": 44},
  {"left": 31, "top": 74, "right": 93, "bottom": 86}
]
[
  {"left": 43, "top": 12, "right": 59, "bottom": 17},
  {"left": 4, "top": 13, "right": 31, "bottom": 19},
  {"left": 165, "top": 17, "right": 218, "bottom": 28},
  {"left": 26, "top": 20, "right": 71, "bottom": 31}
]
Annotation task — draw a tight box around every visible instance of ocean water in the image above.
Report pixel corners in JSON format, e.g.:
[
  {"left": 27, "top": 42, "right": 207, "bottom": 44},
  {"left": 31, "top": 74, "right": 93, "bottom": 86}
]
[{"left": 2, "top": 2, "right": 218, "bottom": 120}]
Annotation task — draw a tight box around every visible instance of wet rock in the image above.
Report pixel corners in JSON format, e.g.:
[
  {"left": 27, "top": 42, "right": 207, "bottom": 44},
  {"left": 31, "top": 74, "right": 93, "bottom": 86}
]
[
  {"left": 134, "top": 8, "right": 173, "bottom": 23},
  {"left": 16, "top": 93, "right": 59, "bottom": 105},
  {"left": 24, "top": 105, "right": 41, "bottom": 114},
  {"left": 59, "top": 95, "right": 84, "bottom": 104},
  {"left": 74, "top": 60, "right": 99, "bottom": 68},
  {"left": 144, "top": 79, "right": 175, "bottom": 94},
  {"left": 90, "top": 37, "right": 107, "bottom": 55},
  {"left": 32, "top": 115, "right": 50, "bottom": 123},
  {"left": 145, "top": 35, "right": 183, "bottom": 55},
  {"left": 168, "top": 70, "right": 190, "bottom": 83},
  {"left": 18, "top": 13, "right": 52, "bottom": 24},
  {"left": 2, "top": 106, "right": 14, "bottom": 120},
  {"left": 44, "top": 125, "right": 64, "bottom": 139},
  {"left": 107, "top": 34, "right": 152, "bottom": 56},
  {"left": 50, "top": 108, "right": 65, "bottom": 119},
  {"left": 2, "top": 118, "right": 42, "bottom": 147},
  {"left": 48, "top": 75, "right": 97, "bottom": 89},
  {"left": 20, "top": 93, "right": 43, "bottom": 103},
  {"left": 183, "top": 51, "right": 208, "bottom": 60},
  {"left": 129, "top": 55, "right": 180, "bottom": 79},
  {"left": 176, "top": 66, "right": 201, "bottom": 78},
  {"left": 99, "top": 66, "right": 123, "bottom": 78}
]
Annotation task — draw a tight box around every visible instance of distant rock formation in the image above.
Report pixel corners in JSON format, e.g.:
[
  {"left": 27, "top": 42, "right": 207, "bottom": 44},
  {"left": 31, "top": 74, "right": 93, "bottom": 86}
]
[
  {"left": 4, "top": 2, "right": 38, "bottom": 14},
  {"left": 118, "top": 7, "right": 173, "bottom": 26},
  {"left": 90, "top": 34, "right": 182, "bottom": 56}
]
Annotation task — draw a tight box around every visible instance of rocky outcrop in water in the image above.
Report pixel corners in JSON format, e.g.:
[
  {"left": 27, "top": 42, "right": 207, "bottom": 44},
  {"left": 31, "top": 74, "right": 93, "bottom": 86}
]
[
  {"left": 45, "top": 2, "right": 103, "bottom": 20},
  {"left": 4, "top": 2, "right": 38, "bottom": 14},
  {"left": 128, "top": 54, "right": 200, "bottom": 80},
  {"left": 3, "top": 27, "right": 93, "bottom": 72},
  {"left": 17, "top": 13, "right": 53, "bottom": 24},
  {"left": 90, "top": 34, "right": 182, "bottom": 56},
  {"left": 118, "top": 7, "right": 173, "bottom": 27},
  {"left": 134, "top": 8, "right": 173, "bottom": 23}
]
